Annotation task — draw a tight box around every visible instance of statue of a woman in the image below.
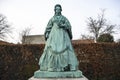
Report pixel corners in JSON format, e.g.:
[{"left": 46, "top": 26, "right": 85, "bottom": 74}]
[{"left": 39, "top": 4, "right": 79, "bottom": 72}]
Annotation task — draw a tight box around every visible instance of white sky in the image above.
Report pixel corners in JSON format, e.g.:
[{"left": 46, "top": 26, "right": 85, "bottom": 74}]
[{"left": 0, "top": 0, "right": 120, "bottom": 43}]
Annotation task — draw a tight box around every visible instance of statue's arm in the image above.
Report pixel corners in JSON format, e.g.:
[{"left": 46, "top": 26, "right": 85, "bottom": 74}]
[
  {"left": 44, "top": 18, "right": 53, "bottom": 41},
  {"left": 64, "top": 17, "right": 73, "bottom": 40}
]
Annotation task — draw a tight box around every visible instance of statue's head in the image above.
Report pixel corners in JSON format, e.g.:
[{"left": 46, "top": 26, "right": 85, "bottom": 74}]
[{"left": 54, "top": 4, "right": 62, "bottom": 15}]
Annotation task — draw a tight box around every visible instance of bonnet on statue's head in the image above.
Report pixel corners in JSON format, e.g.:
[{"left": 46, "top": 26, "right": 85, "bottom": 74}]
[{"left": 54, "top": 4, "right": 62, "bottom": 11}]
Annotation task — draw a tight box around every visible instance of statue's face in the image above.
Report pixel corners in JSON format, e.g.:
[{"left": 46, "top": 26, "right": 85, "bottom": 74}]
[{"left": 55, "top": 6, "right": 61, "bottom": 14}]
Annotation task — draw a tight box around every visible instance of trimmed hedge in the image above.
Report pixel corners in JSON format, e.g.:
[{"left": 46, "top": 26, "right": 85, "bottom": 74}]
[{"left": 0, "top": 43, "right": 120, "bottom": 80}]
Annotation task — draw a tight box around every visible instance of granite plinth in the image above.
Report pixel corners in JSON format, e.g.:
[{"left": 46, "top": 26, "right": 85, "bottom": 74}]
[
  {"left": 34, "top": 70, "right": 82, "bottom": 78},
  {"left": 29, "top": 76, "right": 88, "bottom": 80}
]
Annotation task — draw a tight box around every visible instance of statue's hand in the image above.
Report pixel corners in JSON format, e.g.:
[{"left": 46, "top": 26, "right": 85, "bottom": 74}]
[
  {"left": 59, "top": 23, "right": 65, "bottom": 28},
  {"left": 45, "top": 32, "right": 50, "bottom": 41}
]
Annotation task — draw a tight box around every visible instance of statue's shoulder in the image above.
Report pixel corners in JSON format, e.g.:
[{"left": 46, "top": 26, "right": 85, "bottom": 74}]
[
  {"left": 48, "top": 16, "right": 54, "bottom": 22},
  {"left": 61, "top": 15, "right": 69, "bottom": 21},
  {"left": 61, "top": 15, "right": 66, "bottom": 18}
]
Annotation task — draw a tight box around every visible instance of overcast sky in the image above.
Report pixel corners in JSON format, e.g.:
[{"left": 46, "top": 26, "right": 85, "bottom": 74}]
[{"left": 0, "top": 0, "right": 120, "bottom": 43}]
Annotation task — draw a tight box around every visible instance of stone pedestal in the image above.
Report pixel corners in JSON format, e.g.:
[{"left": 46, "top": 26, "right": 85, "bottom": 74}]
[
  {"left": 29, "top": 76, "right": 88, "bottom": 80},
  {"left": 34, "top": 70, "right": 82, "bottom": 78},
  {"left": 29, "top": 70, "right": 88, "bottom": 80}
]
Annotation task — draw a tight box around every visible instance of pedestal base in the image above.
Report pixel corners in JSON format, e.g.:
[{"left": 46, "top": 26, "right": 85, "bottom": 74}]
[
  {"left": 29, "top": 76, "right": 88, "bottom": 80},
  {"left": 34, "top": 70, "right": 82, "bottom": 78}
]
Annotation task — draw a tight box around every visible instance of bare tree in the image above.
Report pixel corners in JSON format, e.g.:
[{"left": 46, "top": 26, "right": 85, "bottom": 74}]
[
  {"left": 0, "top": 14, "right": 12, "bottom": 40},
  {"left": 87, "top": 9, "right": 116, "bottom": 42},
  {"left": 19, "top": 27, "right": 32, "bottom": 44}
]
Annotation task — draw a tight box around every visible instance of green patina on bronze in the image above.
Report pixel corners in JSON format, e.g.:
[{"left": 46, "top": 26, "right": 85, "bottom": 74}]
[
  {"left": 34, "top": 4, "right": 82, "bottom": 78},
  {"left": 34, "top": 70, "right": 82, "bottom": 78}
]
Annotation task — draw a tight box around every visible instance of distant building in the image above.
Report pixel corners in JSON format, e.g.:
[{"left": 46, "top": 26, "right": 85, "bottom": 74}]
[
  {"left": 22, "top": 35, "right": 45, "bottom": 44},
  {"left": 22, "top": 35, "right": 94, "bottom": 44}
]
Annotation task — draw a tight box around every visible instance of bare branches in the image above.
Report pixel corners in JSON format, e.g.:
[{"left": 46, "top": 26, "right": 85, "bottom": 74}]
[
  {"left": 87, "top": 10, "right": 115, "bottom": 42},
  {"left": 19, "top": 27, "right": 32, "bottom": 44},
  {"left": 101, "top": 24, "right": 115, "bottom": 34},
  {"left": 0, "top": 14, "right": 12, "bottom": 40}
]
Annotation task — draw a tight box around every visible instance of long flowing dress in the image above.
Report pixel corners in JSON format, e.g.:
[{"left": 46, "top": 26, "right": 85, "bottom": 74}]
[{"left": 39, "top": 15, "right": 79, "bottom": 72}]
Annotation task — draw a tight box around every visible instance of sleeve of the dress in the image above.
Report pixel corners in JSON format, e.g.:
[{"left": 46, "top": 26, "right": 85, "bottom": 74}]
[
  {"left": 64, "top": 17, "right": 73, "bottom": 40},
  {"left": 44, "top": 18, "right": 53, "bottom": 41}
]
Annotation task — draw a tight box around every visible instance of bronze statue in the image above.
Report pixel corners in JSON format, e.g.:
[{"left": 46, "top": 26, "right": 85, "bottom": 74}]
[
  {"left": 33, "top": 4, "right": 83, "bottom": 78},
  {"left": 39, "top": 4, "right": 78, "bottom": 72}
]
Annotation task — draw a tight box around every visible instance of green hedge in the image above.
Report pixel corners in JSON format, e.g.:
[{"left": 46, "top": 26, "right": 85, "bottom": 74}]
[{"left": 0, "top": 43, "right": 120, "bottom": 80}]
